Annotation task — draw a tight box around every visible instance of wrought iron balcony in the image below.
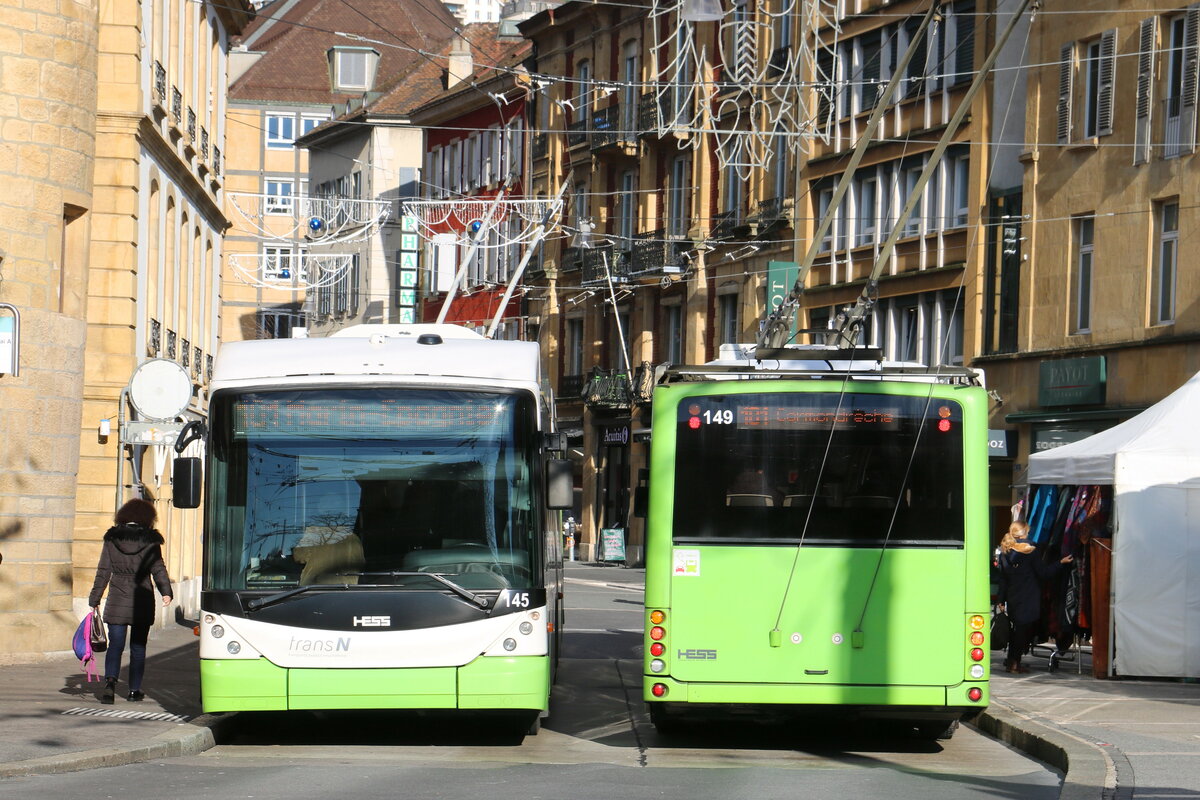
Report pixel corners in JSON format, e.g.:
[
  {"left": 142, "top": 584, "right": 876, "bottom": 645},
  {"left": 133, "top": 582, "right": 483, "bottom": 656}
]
[
  {"left": 212, "top": 146, "right": 221, "bottom": 177},
  {"left": 582, "top": 367, "right": 632, "bottom": 411},
  {"left": 709, "top": 210, "right": 741, "bottom": 241},
  {"left": 148, "top": 318, "right": 161, "bottom": 356},
  {"left": 631, "top": 230, "right": 689, "bottom": 276},
  {"left": 749, "top": 196, "right": 790, "bottom": 231},
  {"left": 166, "top": 329, "right": 177, "bottom": 360},
  {"left": 187, "top": 108, "right": 196, "bottom": 143},
  {"left": 581, "top": 243, "right": 632, "bottom": 286},
  {"left": 559, "top": 373, "right": 586, "bottom": 400},
  {"left": 200, "top": 127, "right": 209, "bottom": 162},
  {"left": 590, "top": 104, "right": 636, "bottom": 152},
  {"left": 560, "top": 246, "right": 583, "bottom": 273},
  {"left": 637, "top": 91, "right": 661, "bottom": 136},
  {"left": 531, "top": 132, "right": 548, "bottom": 161},
  {"left": 153, "top": 62, "right": 166, "bottom": 109},
  {"left": 566, "top": 118, "right": 589, "bottom": 149},
  {"left": 171, "top": 87, "right": 182, "bottom": 124},
  {"left": 181, "top": 338, "right": 190, "bottom": 368}
]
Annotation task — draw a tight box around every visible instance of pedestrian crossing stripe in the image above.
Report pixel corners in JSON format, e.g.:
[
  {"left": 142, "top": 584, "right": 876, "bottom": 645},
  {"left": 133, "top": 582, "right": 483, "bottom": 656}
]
[{"left": 62, "top": 707, "right": 191, "bottom": 723}]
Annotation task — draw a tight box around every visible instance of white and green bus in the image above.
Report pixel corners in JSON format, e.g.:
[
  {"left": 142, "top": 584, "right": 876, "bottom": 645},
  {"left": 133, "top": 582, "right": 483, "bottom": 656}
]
[
  {"left": 172, "top": 324, "right": 571, "bottom": 731},
  {"left": 641, "top": 345, "right": 991, "bottom": 739}
]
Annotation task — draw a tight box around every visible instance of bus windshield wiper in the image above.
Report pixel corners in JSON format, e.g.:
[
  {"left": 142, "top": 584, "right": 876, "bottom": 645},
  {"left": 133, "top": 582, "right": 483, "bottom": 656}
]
[
  {"left": 356, "top": 571, "right": 491, "bottom": 609},
  {"left": 245, "top": 583, "right": 354, "bottom": 612}
]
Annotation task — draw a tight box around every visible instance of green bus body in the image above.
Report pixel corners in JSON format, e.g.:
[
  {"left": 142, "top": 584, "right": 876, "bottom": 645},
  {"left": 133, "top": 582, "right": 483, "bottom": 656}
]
[
  {"left": 200, "top": 655, "right": 550, "bottom": 713},
  {"left": 643, "top": 377, "right": 991, "bottom": 724}
]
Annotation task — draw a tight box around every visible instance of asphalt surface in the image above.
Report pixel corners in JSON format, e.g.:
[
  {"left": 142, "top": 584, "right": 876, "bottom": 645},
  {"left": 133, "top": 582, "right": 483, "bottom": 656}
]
[{"left": 1, "top": 562, "right": 1197, "bottom": 799}]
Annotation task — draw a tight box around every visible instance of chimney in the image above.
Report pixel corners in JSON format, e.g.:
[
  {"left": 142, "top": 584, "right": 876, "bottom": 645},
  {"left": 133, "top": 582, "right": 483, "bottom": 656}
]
[{"left": 446, "top": 38, "right": 472, "bottom": 88}]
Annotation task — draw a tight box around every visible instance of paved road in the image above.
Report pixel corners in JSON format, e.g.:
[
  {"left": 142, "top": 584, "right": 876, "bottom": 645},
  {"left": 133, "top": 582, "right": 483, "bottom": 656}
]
[{"left": 0, "top": 567, "right": 1061, "bottom": 799}]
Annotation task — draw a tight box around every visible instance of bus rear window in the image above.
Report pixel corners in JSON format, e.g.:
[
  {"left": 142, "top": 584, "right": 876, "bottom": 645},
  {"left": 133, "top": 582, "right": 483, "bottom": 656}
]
[{"left": 671, "top": 392, "right": 965, "bottom": 547}]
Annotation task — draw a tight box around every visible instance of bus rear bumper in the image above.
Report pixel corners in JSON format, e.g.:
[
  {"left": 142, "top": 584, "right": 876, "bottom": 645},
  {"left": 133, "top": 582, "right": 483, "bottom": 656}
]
[
  {"left": 201, "top": 656, "right": 549, "bottom": 713},
  {"left": 643, "top": 677, "right": 989, "bottom": 711}
]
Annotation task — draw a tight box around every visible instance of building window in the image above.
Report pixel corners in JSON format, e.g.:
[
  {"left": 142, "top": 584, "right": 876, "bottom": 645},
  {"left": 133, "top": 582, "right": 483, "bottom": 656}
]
[
  {"left": 265, "top": 179, "right": 294, "bottom": 214},
  {"left": 263, "top": 246, "right": 291, "bottom": 281},
  {"left": 1073, "top": 215, "right": 1095, "bottom": 333},
  {"left": 576, "top": 59, "right": 591, "bottom": 122},
  {"left": 622, "top": 42, "right": 639, "bottom": 134},
  {"left": 301, "top": 114, "right": 328, "bottom": 138},
  {"left": 1058, "top": 30, "right": 1116, "bottom": 144},
  {"left": 335, "top": 49, "right": 369, "bottom": 91},
  {"left": 266, "top": 113, "right": 295, "bottom": 148},
  {"left": 816, "top": 185, "right": 835, "bottom": 253},
  {"left": 259, "top": 309, "right": 297, "bottom": 339},
  {"left": 718, "top": 291, "right": 740, "bottom": 346},
  {"left": 1154, "top": 200, "right": 1179, "bottom": 324},
  {"left": 855, "top": 174, "right": 877, "bottom": 247},
  {"left": 566, "top": 317, "right": 584, "bottom": 375},
  {"left": 950, "top": 152, "right": 970, "bottom": 227},
  {"left": 1162, "top": 15, "right": 1192, "bottom": 158},
  {"left": 668, "top": 155, "right": 691, "bottom": 237},
  {"left": 617, "top": 170, "right": 637, "bottom": 244},
  {"left": 664, "top": 303, "right": 683, "bottom": 363}
]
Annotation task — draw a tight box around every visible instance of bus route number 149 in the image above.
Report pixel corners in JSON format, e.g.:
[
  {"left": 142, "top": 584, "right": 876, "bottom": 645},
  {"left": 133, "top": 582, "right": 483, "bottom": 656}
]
[{"left": 702, "top": 409, "right": 733, "bottom": 424}]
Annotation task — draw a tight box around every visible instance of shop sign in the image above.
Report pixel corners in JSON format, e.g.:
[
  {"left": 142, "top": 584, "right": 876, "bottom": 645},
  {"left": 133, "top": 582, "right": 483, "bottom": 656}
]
[
  {"left": 601, "top": 425, "right": 630, "bottom": 446},
  {"left": 765, "top": 261, "right": 799, "bottom": 340},
  {"left": 600, "top": 528, "right": 626, "bottom": 562},
  {"left": 988, "top": 429, "right": 1015, "bottom": 457},
  {"left": 1031, "top": 425, "right": 1101, "bottom": 452},
  {"left": 1038, "top": 356, "right": 1106, "bottom": 407}
]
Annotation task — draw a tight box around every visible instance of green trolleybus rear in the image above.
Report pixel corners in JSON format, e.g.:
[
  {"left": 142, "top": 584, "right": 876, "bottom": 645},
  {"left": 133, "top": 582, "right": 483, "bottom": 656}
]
[{"left": 643, "top": 361, "right": 990, "bottom": 738}]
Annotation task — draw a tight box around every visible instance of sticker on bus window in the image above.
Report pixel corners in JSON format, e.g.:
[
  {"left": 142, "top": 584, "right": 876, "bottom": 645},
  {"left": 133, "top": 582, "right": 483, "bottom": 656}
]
[{"left": 673, "top": 549, "right": 700, "bottom": 577}]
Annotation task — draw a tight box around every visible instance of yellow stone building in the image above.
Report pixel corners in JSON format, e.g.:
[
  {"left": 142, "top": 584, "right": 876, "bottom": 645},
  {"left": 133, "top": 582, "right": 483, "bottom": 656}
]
[
  {"left": 976, "top": 0, "right": 1200, "bottom": 496},
  {"left": 0, "top": 0, "right": 251, "bottom": 659},
  {"left": 0, "top": 0, "right": 100, "bottom": 657}
]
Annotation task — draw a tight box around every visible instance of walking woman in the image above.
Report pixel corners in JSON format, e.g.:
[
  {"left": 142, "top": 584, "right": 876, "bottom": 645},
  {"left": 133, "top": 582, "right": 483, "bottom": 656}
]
[
  {"left": 996, "top": 521, "right": 1072, "bottom": 673},
  {"left": 89, "top": 498, "right": 173, "bottom": 703}
]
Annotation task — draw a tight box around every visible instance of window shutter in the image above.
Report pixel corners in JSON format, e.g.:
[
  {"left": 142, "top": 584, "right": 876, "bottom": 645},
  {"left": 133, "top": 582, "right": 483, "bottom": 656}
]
[
  {"left": 954, "top": 4, "right": 976, "bottom": 86},
  {"left": 1181, "top": 5, "right": 1200, "bottom": 153},
  {"left": 1134, "top": 17, "right": 1156, "bottom": 164},
  {"left": 1097, "top": 29, "right": 1117, "bottom": 137},
  {"left": 1057, "top": 43, "right": 1074, "bottom": 144}
]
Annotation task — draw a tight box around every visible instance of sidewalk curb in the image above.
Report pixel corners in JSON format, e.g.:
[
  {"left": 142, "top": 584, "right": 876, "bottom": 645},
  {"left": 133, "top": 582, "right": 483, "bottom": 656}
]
[
  {"left": 0, "top": 713, "right": 230, "bottom": 780},
  {"left": 972, "top": 701, "right": 1113, "bottom": 800}
]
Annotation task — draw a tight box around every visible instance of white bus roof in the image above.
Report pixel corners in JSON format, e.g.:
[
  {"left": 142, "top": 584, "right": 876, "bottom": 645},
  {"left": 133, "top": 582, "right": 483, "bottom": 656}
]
[
  {"left": 659, "top": 343, "right": 984, "bottom": 387},
  {"left": 211, "top": 324, "right": 541, "bottom": 390}
]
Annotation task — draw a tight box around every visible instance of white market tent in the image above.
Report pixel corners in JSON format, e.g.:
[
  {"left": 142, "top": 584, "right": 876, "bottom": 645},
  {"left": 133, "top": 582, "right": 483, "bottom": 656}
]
[{"left": 1027, "top": 370, "right": 1200, "bottom": 678}]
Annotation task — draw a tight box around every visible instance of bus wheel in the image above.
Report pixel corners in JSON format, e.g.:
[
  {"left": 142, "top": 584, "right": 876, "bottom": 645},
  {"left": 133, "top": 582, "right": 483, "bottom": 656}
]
[
  {"left": 915, "top": 718, "right": 959, "bottom": 741},
  {"left": 648, "top": 704, "right": 683, "bottom": 736}
]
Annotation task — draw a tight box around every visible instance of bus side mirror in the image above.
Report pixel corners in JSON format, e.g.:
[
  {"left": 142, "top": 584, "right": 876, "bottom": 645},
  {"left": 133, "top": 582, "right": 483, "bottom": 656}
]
[
  {"left": 172, "top": 457, "right": 202, "bottom": 509},
  {"left": 546, "top": 458, "right": 573, "bottom": 509}
]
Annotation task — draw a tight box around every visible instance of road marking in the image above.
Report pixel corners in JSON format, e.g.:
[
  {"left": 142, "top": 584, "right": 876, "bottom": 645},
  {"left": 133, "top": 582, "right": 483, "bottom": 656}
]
[{"left": 565, "top": 577, "right": 643, "bottom": 592}]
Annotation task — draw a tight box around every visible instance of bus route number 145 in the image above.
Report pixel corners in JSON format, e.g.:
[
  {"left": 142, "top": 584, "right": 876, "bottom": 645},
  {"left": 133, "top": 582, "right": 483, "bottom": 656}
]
[{"left": 502, "top": 590, "right": 531, "bottom": 608}]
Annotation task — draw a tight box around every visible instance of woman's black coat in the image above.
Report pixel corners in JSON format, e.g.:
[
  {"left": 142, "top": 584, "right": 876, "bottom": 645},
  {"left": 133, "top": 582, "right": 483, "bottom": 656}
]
[
  {"left": 997, "top": 548, "right": 1064, "bottom": 626},
  {"left": 88, "top": 523, "right": 173, "bottom": 626}
]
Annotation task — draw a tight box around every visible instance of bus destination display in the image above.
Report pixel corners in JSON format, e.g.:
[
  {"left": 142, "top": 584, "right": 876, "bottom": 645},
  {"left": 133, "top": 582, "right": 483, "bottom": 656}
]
[{"left": 682, "top": 395, "right": 960, "bottom": 432}]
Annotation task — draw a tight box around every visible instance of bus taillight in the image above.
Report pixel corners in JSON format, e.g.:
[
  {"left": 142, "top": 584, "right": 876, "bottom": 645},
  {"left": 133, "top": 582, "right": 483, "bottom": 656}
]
[
  {"left": 650, "top": 610, "right": 665, "bottom": 624},
  {"left": 968, "top": 687, "right": 983, "bottom": 702},
  {"left": 650, "top": 626, "right": 665, "bottom": 641},
  {"left": 969, "top": 615, "right": 985, "bottom": 629},
  {"left": 970, "top": 631, "right": 984, "bottom": 646},
  {"left": 651, "top": 683, "right": 668, "bottom": 698},
  {"left": 650, "top": 642, "right": 665, "bottom": 657},
  {"left": 970, "top": 648, "right": 985, "bottom": 662}
]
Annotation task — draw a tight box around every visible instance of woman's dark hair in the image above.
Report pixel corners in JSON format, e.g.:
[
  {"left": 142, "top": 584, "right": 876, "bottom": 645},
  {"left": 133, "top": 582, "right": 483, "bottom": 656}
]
[{"left": 115, "top": 498, "right": 157, "bottom": 528}]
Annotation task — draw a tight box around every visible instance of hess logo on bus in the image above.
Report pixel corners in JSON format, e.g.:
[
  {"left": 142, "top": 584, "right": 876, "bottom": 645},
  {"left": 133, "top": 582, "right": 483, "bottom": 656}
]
[{"left": 353, "top": 615, "right": 391, "bottom": 627}]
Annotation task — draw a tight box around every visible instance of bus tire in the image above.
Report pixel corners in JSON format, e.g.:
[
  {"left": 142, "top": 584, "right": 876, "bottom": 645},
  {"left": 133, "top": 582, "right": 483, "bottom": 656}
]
[
  {"left": 648, "top": 704, "right": 683, "bottom": 736},
  {"left": 915, "top": 718, "right": 958, "bottom": 741}
]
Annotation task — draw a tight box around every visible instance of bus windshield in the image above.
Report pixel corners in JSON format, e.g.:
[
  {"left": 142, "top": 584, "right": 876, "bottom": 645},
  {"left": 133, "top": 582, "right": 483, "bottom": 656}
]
[
  {"left": 204, "top": 388, "right": 539, "bottom": 591},
  {"left": 672, "top": 391, "right": 965, "bottom": 546}
]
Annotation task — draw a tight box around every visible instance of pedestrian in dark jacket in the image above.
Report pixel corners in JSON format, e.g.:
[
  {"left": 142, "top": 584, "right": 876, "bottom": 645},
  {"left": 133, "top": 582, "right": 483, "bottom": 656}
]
[
  {"left": 89, "top": 498, "right": 173, "bottom": 704},
  {"left": 997, "top": 521, "right": 1072, "bottom": 673}
]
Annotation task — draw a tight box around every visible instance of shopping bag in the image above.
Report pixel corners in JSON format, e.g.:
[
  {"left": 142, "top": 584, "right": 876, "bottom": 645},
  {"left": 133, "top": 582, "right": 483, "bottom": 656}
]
[
  {"left": 991, "top": 609, "right": 1011, "bottom": 651},
  {"left": 89, "top": 607, "right": 108, "bottom": 653},
  {"left": 72, "top": 612, "right": 99, "bottom": 682}
]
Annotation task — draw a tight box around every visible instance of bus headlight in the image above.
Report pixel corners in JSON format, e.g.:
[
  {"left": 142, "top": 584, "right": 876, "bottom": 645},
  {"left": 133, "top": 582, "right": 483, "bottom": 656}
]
[
  {"left": 519, "top": 621, "right": 533, "bottom": 635},
  {"left": 211, "top": 625, "right": 225, "bottom": 639},
  {"left": 227, "top": 641, "right": 241, "bottom": 655},
  {"left": 503, "top": 638, "right": 517, "bottom": 651}
]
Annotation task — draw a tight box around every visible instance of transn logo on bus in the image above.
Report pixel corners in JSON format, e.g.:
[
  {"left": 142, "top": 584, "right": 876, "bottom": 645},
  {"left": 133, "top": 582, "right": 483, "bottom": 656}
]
[
  {"left": 677, "top": 649, "right": 717, "bottom": 660},
  {"left": 353, "top": 616, "right": 391, "bottom": 627}
]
